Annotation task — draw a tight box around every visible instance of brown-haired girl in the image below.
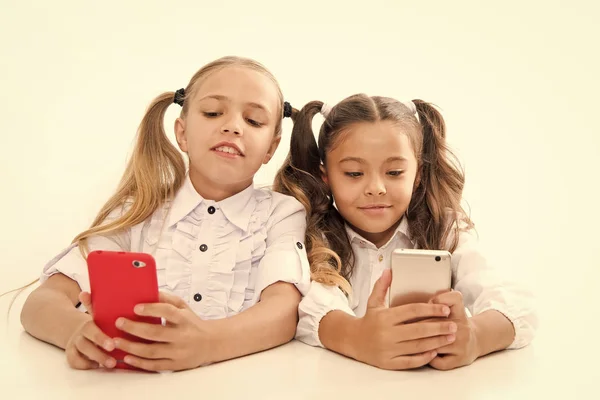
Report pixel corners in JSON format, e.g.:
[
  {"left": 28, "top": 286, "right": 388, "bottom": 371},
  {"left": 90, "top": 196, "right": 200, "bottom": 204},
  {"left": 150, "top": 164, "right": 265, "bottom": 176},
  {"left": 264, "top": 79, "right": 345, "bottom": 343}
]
[
  {"left": 20, "top": 56, "right": 311, "bottom": 372},
  {"left": 274, "top": 95, "right": 537, "bottom": 370}
]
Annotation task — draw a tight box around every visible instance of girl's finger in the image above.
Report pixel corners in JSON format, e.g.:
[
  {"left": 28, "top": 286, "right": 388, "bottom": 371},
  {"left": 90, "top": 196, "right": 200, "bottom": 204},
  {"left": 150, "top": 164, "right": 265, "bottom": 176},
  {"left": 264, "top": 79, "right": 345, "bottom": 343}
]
[
  {"left": 431, "top": 292, "right": 468, "bottom": 319},
  {"left": 134, "top": 303, "right": 183, "bottom": 324},
  {"left": 123, "top": 355, "right": 173, "bottom": 372},
  {"left": 429, "top": 289, "right": 452, "bottom": 301},
  {"left": 114, "top": 338, "right": 170, "bottom": 360},
  {"left": 74, "top": 336, "right": 116, "bottom": 368},
  {"left": 116, "top": 318, "right": 174, "bottom": 342},
  {"left": 66, "top": 344, "right": 99, "bottom": 370},
  {"left": 395, "top": 321, "right": 457, "bottom": 341},
  {"left": 396, "top": 334, "right": 456, "bottom": 355},
  {"left": 431, "top": 341, "right": 459, "bottom": 355},
  {"left": 429, "top": 354, "right": 459, "bottom": 371},
  {"left": 79, "top": 292, "right": 94, "bottom": 316},
  {"left": 81, "top": 321, "right": 115, "bottom": 351},
  {"left": 386, "top": 350, "right": 438, "bottom": 370},
  {"left": 366, "top": 269, "right": 393, "bottom": 309},
  {"left": 390, "top": 303, "right": 450, "bottom": 325}
]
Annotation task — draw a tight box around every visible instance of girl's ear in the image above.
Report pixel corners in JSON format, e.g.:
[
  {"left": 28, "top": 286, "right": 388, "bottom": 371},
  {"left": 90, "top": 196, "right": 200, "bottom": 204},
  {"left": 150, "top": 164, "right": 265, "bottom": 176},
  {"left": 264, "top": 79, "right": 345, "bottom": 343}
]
[
  {"left": 174, "top": 117, "right": 187, "bottom": 152},
  {"left": 320, "top": 164, "right": 329, "bottom": 186},
  {"left": 262, "top": 135, "right": 281, "bottom": 164}
]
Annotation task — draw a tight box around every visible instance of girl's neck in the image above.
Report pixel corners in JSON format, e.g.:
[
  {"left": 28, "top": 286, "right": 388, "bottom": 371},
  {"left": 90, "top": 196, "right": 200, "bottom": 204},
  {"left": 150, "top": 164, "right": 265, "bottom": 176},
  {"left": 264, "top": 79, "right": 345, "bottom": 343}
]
[
  {"left": 348, "top": 218, "right": 402, "bottom": 249},
  {"left": 189, "top": 168, "right": 252, "bottom": 202}
]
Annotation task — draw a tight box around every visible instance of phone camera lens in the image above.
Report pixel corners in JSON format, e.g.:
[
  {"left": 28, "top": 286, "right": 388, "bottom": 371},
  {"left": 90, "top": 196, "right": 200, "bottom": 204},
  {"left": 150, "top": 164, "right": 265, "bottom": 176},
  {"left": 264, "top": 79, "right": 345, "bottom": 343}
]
[
  {"left": 133, "top": 261, "right": 140, "bottom": 267},
  {"left": 435, "top": 256, "right": 441, "bottom": 262}
]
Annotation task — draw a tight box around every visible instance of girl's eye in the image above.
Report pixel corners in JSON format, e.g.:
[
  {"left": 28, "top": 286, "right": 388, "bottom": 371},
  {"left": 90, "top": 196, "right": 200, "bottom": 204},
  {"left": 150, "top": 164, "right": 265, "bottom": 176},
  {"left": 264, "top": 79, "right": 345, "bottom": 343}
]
[
  {"left": 246, "top": 118, "right": 263, "bottom": 127},
  {"left": 203, "top": 112, "right": 220, "bottom": 118},
  {"left": 388, "top": 170, "right": 403, "bottom": 177},
  {"left": 344, "top": 172, "right": 363, "bottom": 178}
]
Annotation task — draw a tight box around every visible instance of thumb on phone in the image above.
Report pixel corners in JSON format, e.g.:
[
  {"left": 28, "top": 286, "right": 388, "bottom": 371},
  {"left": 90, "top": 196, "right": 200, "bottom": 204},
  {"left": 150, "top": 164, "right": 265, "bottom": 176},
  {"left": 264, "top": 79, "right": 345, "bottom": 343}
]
[
  {"left": 367, "top": 269, "right": 392, "bottom": 309},
  {"left": 79, "top": 291, "right": 94, "bottom": 316}
]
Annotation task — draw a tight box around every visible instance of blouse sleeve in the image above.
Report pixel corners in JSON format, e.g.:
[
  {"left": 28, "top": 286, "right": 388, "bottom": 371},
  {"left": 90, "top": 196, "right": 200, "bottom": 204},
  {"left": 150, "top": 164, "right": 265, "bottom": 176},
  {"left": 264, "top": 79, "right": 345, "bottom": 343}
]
[
  {"left": 295, "top": 281, "right": 355, "bottom": 347},
  {"left": 451, "top": 225, "right": 538, "bottom": 349},
  {"left": 251, "top": 193, "right": 312, "bottom": 301},
  {"left": 41, "top": 205, "right": 131, "bottom": 294}
]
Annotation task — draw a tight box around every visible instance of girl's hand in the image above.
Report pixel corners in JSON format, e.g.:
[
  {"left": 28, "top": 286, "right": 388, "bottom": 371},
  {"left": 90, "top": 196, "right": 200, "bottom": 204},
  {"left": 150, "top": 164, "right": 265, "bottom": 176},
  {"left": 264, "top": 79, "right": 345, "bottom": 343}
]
[
  {"left": 428, "top": 291, "right": 480, "bottom": 370},
  {"left": 65, "top": 292, "right": 117, "bottom": 370},
  {"left": 113, "top": 292, "right": 214, "bottom": 372},
  {"left": 352, "top": 270, "right": 458, "bottom": 370}
]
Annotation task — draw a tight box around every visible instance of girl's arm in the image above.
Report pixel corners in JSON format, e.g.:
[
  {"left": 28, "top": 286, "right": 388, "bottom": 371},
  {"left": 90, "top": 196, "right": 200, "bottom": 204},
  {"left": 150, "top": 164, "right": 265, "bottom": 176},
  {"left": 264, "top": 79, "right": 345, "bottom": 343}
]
[
  {"left": 450, "top": 225, "right": 538, "bottom": 350},
  {"left": 22, "top": 233, "right": 127, "bottom": 350},
  {"left": 119, "top": 270, "right": 453, "bottom": 372},
  {"left": 20, "top": 273, "right": 90, "bottom": 349},
  {"left": 471, "top": 309, "right": 516, "bottom": 356},
  {"left": 21, "top": 206, "right": 130, "bottom": 368},
  {"left": 206, "top": 281, "right": 301, "bottom": 361},
  {"left": 428, "top": 290, "right": 517, "bottom": 370},
  {"left": 112, "top": 282, "right": 302, "bottom": 371},
  {"left": 21, "top": 273, "right": 116, "bottom": 369},
  {"left": 425, "top": 222, "right": 538, "bottom": 370},
  {"left": 297, "top": 271, "right": 457, "bottom": 370}
]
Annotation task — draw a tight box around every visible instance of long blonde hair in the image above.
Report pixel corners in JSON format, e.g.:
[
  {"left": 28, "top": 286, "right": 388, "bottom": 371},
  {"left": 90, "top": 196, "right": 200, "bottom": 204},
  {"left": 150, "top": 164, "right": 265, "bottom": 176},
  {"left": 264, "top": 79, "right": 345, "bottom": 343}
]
[
  {"left": 76, "top": 56, "right": 286, "bottom": 256},
  {"left": 1, "top": 56, "right": 286, "bottom": 306}
]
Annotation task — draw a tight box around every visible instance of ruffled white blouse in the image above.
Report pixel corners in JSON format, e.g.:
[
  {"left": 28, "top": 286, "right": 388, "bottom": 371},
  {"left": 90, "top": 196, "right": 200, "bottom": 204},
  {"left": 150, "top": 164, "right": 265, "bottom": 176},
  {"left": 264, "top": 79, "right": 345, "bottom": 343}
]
[{"left": 41, "top": 174, "right": 311, "bottom": 318}]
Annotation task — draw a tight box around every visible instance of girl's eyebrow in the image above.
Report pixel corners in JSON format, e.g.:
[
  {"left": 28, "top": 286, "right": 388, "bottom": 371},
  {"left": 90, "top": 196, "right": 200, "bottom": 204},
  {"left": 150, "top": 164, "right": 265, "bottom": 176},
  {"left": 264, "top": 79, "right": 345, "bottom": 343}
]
[
  {"left": 340, "top": 157, "right": 365, "bottom": 164},
  {"left": 339, "top": 156, "right": 408, "bottom": 163},
  {"left": 384, "top": 156, "right": 408, "bottom": 163},
  {"left": 197, "top": 94, "right": 271, "bottom": 114}
]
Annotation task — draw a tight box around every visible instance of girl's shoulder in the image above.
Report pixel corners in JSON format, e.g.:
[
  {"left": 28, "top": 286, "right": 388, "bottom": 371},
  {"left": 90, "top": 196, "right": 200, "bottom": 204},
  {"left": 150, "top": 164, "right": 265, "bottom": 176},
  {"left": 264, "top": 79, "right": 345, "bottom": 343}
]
[
  {"left": 252, "top": 186, "right": 306, "bottom": 224},
  {"left": 253, "top": 186, "right": 304, "bottom": 211}
]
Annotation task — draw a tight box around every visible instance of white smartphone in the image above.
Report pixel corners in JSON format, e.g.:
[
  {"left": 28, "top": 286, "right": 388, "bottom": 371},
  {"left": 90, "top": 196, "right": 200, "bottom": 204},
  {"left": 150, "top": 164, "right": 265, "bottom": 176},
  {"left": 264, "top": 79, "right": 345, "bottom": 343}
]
[{"left": 389, "top": 249, "right": 452, "bottom": 307}]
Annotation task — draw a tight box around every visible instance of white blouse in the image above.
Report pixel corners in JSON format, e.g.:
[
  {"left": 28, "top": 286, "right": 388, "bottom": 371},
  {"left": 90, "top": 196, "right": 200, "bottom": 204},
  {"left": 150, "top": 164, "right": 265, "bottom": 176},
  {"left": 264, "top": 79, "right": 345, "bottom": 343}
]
[
  {"left": 41, "top": 175, "right": 311, "bottom": 319},
  {"left": 296, "top": 217, "right": 538, "bottom": 350}
]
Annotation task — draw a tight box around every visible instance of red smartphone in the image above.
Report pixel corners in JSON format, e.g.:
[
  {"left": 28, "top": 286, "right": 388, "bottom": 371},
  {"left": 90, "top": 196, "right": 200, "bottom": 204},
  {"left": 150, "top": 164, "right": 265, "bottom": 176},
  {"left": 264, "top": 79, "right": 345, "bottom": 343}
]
[{"left": 87, "top": 250, "right": 161, "bottom": 370}]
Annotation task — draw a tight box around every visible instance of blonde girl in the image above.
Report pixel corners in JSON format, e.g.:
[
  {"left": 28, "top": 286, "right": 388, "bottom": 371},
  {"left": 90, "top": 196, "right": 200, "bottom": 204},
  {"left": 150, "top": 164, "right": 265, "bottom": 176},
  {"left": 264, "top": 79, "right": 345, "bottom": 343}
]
[{"left": 20, "top": 56, "right": 311, "bottom": 372}]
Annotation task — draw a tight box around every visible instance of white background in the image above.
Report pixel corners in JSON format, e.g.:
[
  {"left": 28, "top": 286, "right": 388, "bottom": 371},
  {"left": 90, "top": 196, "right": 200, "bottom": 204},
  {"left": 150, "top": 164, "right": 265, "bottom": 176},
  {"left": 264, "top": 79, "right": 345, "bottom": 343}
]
[{"left": 1, "top": 0, "right": 599, "bottom": 391}]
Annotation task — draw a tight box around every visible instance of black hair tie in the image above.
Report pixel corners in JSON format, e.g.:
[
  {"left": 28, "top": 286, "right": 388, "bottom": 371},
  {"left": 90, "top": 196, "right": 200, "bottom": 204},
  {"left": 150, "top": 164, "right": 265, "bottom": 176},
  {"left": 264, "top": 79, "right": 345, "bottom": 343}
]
[
  {"left": 174, "top": 88, "right": 185, "bottom": 106},
  {"left": 283, "top": 101, "right": 292, "bottom": 118}
]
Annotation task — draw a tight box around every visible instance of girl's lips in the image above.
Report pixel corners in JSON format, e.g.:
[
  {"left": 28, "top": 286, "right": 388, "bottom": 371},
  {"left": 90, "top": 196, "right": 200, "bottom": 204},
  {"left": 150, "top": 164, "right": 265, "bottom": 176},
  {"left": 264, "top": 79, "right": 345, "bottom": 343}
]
[
  {"left": 358, "top": 205, "right": 391, "bottom": 215},
  {"left": 212, "top": 149, "right": 242, "bottom": 159},
  {"left": 210, "top": 141, "right": 244, "bottom": 156}
]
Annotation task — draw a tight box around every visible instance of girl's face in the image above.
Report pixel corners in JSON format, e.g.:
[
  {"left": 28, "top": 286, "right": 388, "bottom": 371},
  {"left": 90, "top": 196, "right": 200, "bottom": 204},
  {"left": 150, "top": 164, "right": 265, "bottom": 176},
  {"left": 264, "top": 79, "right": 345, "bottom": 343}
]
[
  {"left": 175, "top": 66, "right": 281, "bottom": 200},
  {"left": 322, "top": 121, "right": 419, "bottom": 247}
]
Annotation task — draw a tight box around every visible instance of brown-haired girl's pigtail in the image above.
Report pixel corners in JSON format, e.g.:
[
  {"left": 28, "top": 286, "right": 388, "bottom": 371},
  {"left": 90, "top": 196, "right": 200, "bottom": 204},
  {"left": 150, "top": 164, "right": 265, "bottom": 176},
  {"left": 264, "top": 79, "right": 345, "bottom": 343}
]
[
  {"left": 408, "top": 100, "right": 473, "bottom": 252},
  {"left": 73, "top": 92, "right": 187, "bottom": 255},
  {"left": 274, "top": 102, "right": 351, "bottom": 294}
]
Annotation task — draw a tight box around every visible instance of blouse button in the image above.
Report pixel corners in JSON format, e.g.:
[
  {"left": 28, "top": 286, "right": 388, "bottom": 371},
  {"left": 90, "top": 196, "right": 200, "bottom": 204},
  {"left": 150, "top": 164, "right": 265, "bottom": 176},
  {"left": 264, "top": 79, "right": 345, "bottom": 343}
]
[
  {"left": 378, "top": 254, "right": 384, "bottom": 262},
  {"left": 193, "top": 293, "right": 202, "bottom": 302},
  {"left": 207, "top": 206, "right": 216, "bottom": 214},
  {"left": 296, "top": 242, "right": 303, "bottom": 250},
  {"left": 199, "top": 244, "right": 208, "bottom": 252}
]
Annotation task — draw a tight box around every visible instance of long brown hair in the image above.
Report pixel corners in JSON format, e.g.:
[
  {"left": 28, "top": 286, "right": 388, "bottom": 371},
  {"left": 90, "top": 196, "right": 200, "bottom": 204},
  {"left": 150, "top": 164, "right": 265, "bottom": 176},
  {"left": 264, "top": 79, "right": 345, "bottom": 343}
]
[
  {"left": 2, "top": 56, "right": 286, "bottom": 306},
  {"left": 274, "top": 94, "right": 473, "bottom": 292}
]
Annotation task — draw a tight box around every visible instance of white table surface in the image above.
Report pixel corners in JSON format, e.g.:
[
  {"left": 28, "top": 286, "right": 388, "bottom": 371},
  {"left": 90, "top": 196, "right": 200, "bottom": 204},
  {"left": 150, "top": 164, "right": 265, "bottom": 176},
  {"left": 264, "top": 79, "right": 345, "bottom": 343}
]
[{"left": 1, "top": 292, "right": 598, "bottom": 400}]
